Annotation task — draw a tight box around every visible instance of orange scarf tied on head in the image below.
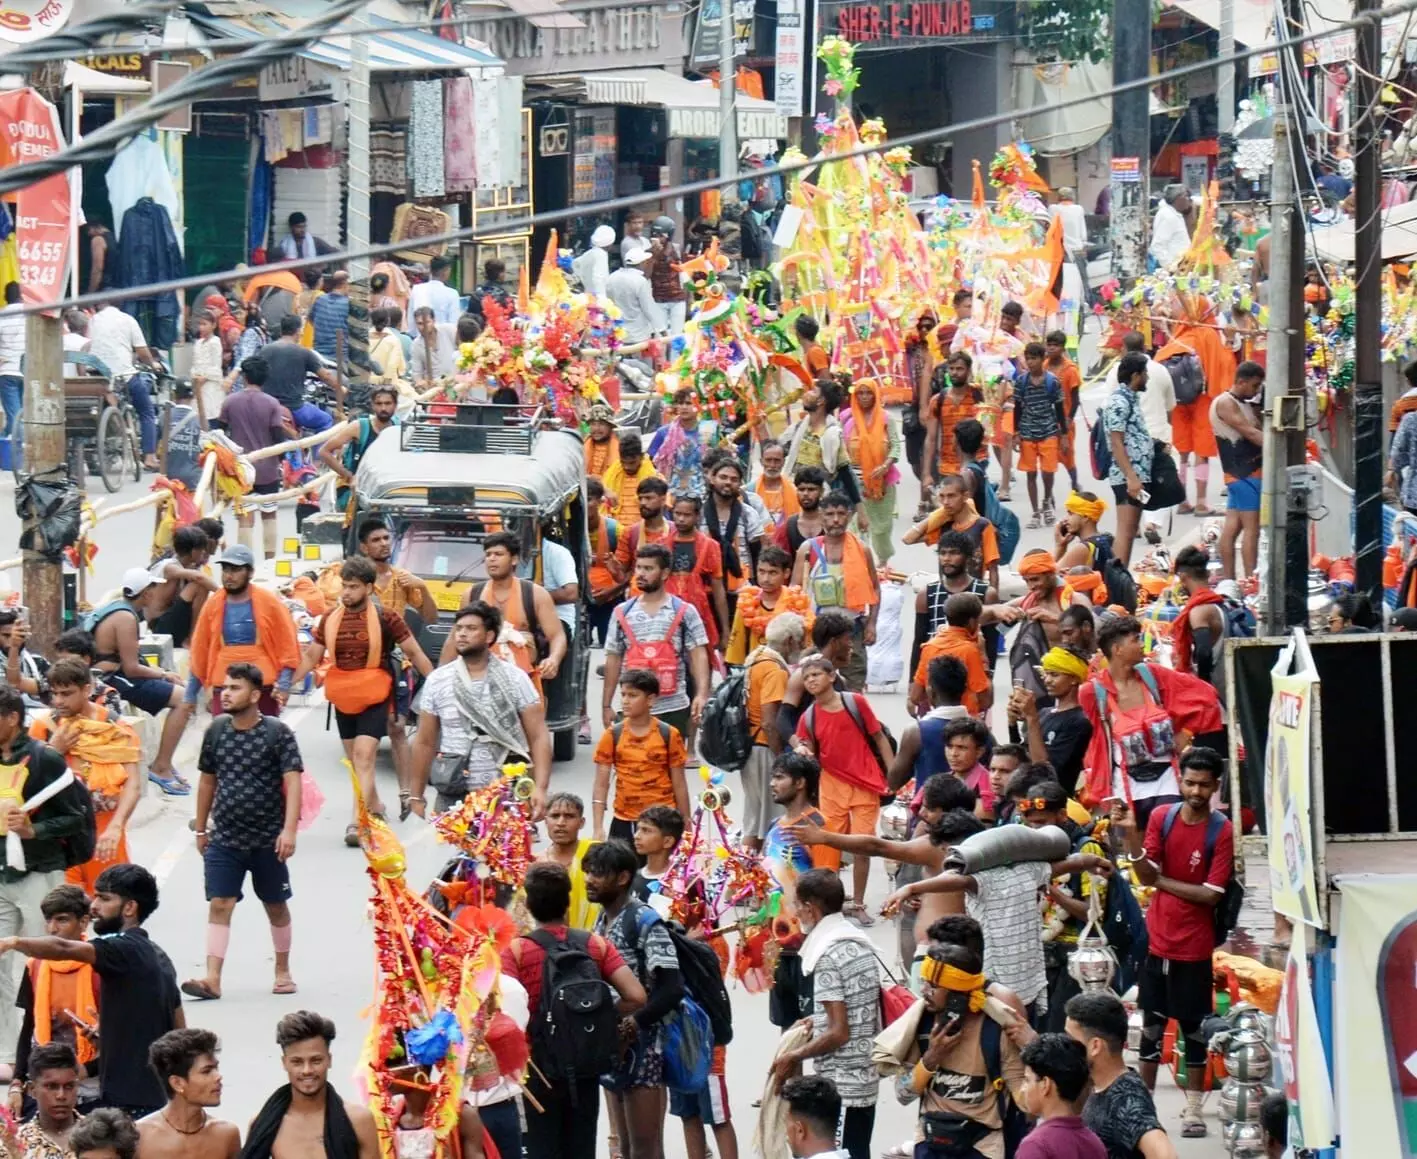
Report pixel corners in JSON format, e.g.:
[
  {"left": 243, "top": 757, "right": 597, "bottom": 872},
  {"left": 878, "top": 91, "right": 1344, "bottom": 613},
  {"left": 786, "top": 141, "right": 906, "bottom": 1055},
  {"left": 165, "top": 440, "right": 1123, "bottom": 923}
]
[
  {"left": 848, "top": 390, "right": 891, "bottom": 500},
  {"left": 32, "top": 959, "right": 98, "bottom": 1065},
  {"left": 1065, "top": 570, "right": 1107, "bottom": 605}
]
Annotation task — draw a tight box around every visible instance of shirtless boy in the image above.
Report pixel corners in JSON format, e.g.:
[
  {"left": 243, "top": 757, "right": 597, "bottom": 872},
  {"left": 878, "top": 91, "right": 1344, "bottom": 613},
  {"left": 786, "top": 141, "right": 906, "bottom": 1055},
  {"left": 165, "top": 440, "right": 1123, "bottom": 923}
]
[
  {"left": 243, "top": 1011, "right": 378, "bottom": 1159},
  {"left": 146, "top": 526, "right": 218, "bottom": 649},
  {"left": 138, "top": 1029, "right": 240, "bottom": 1159}
]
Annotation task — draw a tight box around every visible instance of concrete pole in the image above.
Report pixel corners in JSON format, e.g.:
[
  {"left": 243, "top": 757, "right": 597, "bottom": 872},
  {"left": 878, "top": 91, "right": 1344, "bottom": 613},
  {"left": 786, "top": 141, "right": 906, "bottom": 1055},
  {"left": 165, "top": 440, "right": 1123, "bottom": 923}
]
[
  {"left": 1353, "top": 0, "right": 1384, "bottom": 602},
  {"left": 719, "top": 0, "right": 739, "bottom": 207},
  {"left": 1110, "top": 0, "right": 1150, "bottom": 281},
  {"left": 21, "top": 314, "right": 65, "bottom": 654},
  {"left": 344, "top": 9, "right": 372, "bottom": 411},
  {"left": 1218, "top": 0, "right": 1235, "bottom": 134}
]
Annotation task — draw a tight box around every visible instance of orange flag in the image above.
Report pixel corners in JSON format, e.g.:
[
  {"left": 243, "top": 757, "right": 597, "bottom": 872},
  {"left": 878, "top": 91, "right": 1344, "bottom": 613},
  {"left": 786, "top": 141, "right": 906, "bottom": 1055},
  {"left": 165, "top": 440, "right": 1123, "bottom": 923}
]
[{"left": 972, "top": 160, "right": 986, "bottom": 210}]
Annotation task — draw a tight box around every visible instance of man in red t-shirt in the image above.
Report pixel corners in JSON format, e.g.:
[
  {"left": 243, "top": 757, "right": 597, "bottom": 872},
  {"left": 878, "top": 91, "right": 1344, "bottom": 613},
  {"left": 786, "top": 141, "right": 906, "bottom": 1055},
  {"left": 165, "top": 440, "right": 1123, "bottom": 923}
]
[
  {"left": 791, "top": 656, "right": 894, "bottom": 924},
  {"left": 1115, "top": 746, "right": 1233, "bottom": 1141},
  {"left": 501, "top": 862, "right": 646, "bottom": 1159}
]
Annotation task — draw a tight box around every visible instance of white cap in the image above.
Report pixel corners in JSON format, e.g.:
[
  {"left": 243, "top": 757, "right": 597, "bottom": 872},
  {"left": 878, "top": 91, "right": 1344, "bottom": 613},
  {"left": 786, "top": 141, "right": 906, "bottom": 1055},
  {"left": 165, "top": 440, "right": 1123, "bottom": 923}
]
[
  {"left": 624, "top": 249, "right": 651, "bottom": 266},
  {"left": 591, "top": 224, "right": 616, "bottom": 248},
  {"left": 121, "top": 567, "right": 157, "bottom": 597}
]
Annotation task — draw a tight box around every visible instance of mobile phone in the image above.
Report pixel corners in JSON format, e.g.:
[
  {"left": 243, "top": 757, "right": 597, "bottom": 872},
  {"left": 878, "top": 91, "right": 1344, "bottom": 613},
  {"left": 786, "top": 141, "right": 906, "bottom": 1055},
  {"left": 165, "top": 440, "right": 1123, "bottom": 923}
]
[
  {"left": 1138, "top": 488, "right": 1151, "bottom": 505},
  {"left": 63, "top": 1009, "right": 95, "bottom": 1035},
  {"left": 944, "top": 1014, "right": 964, "bottom": 1036}
]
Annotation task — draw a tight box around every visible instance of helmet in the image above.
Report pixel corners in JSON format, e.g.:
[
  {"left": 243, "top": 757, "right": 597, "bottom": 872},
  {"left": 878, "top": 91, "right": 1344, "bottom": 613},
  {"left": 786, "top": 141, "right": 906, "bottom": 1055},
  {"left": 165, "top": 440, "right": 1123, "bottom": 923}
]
[{"left": 650, "top": 215, "right": 676, "bottom": 239}]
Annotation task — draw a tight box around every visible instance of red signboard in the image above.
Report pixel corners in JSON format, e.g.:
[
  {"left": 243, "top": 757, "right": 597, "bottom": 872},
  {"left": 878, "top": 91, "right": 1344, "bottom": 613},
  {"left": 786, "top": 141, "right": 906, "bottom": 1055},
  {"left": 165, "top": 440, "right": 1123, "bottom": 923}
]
[
  {"left": 835, "top": 0, "right": 975, "bottom": 42},
  {"left": 0, "top": 88, "right": 71, "bottom": 307}
]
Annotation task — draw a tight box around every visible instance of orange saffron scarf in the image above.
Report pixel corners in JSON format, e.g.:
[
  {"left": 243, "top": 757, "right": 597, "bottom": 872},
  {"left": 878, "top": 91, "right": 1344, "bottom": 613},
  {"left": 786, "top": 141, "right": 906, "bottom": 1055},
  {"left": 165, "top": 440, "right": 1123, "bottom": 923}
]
[
  {"left": 322, "top": 602, "right": 393, "bottom": 714},
  {"left": 32, "top": 959, "right": 98, "bottom": 1065},
  {"left": 848, "top": 393, "right": 890, "bottom": 500}
]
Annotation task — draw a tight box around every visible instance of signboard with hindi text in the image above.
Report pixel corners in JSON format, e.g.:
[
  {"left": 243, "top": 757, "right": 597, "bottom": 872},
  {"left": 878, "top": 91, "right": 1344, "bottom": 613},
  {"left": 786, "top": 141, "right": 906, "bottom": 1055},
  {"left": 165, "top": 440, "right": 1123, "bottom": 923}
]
[{"left": 1265, "top": 632, "right": 1322, "bottom": 927}]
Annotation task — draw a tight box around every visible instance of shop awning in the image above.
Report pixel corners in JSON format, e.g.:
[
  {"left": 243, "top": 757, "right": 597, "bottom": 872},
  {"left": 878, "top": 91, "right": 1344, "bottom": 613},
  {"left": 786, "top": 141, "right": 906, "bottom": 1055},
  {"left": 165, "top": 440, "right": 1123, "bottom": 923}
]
[
  {"left": 189, "top": 10, "right": 503, "bottom": 74},
  {"left": 63, "top": 62, "right": 152, "bottom": 94},
  {"left": 537, "top": 68, "right": 788, "bottom": 140}
]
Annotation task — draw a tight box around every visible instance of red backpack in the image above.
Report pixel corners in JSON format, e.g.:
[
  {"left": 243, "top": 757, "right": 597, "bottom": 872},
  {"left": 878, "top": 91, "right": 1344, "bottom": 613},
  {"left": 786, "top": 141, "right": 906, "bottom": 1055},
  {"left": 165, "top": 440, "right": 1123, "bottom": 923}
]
[{"left": 614, "top": 598, "right": 690, "bottom": 695}]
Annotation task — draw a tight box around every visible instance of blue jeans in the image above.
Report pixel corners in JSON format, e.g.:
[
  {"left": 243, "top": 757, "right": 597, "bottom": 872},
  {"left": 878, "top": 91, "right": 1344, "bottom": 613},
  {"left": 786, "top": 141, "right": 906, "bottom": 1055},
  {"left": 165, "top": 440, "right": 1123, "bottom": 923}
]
[
  {"left": 0, "top": 375, "right": 21, "bottom": 441},
  {"left": 126, "top": 372, "right": 158, "bottom": 455},
  {"left": 290, "top": 402, "right": 333, "bottom": 434},
  {"left": 478, "top": 1098, "right": 522, "bottom": 1159}
]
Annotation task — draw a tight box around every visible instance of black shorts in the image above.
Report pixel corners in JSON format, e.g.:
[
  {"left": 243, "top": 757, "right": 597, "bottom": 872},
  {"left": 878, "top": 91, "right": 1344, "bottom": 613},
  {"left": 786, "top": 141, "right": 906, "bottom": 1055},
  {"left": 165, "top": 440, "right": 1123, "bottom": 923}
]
[
  {"left": 1112, "top": 483, "right": 1144, "bottom": 509},
  {"left": 1137, "top": 952, "right": 1213, "bottom": 1026},
  {"left": 149, "top": 597, "right": 194, "bottom": 648},
  {"left": 204, "top": 842, "right": 292, "bottom": 904},
  {"left": 102, "top": 672, "right": 176, "bottom": 716},
  {"left": 609, "top": 816, "right": 636, "bottom": 844},
  {"left": 336, "top": 700, "right": 390, "bottom": 741}
]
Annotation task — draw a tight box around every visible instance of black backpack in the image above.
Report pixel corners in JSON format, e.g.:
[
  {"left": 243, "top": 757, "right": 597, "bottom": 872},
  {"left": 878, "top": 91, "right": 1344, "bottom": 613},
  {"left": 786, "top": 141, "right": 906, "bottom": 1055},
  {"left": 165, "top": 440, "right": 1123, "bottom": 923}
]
[
  {"left": 1162, "top": 351, "right": 1205, "bottom": 405},
  {"left": 58, "top": 770, "right": 97, "bottom": 870},
  {"left": 698, "top": 669, "right": 753, "bottom": 772},
  {"left": 524, "top": 929, "right": 621, "bottom": 1083},
  {"left": 1160, "top": 805, "right": 1245, "bottom": 946},
  {"left": 618, "top": 901, "right": 735, "bottom": 1046},
  {"left": 1087, "top": 533, "right": 1138, "bottom": 612}
]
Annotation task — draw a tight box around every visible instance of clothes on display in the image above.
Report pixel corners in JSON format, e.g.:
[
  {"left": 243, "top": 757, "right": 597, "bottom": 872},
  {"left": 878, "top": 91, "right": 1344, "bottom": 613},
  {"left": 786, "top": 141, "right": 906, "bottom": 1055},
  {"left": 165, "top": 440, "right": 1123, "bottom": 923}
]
[
  {"left": 472, "top": 79, "right": 500, "bottom": 192},
  {"left": 371, "top": 127, "right": 408, "bottom": 195},
  {"left": 408, "top": 80, "right": 446, "bottom": 199},
  {"left": 444, "top": 78, "right": 477, "bottom": 193},
  {"left": 106, "top": 136, "right": 182, "bottom": 247},
  {"left": 117, "top": 198, "right": 183, "bottom": 350}
]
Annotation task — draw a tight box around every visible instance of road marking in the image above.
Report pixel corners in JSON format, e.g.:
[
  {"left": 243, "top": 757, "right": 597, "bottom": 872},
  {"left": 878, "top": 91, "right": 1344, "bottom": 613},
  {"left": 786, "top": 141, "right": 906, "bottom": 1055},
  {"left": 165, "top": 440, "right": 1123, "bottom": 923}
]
[{"left": 149, "top": 703, "right": 313, "bottom": 890}]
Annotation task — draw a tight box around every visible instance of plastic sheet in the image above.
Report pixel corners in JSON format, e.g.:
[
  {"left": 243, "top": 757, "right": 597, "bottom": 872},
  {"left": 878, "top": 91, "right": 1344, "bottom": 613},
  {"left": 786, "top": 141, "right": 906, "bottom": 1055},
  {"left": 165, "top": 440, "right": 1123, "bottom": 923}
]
[{"left": 16, "top": 466, "right": 81, "bottom": 561}]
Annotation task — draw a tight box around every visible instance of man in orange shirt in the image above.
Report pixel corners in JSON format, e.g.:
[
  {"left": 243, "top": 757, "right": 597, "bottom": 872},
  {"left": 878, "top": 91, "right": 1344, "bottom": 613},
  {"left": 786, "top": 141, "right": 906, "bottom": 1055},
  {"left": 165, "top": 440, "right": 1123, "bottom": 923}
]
[
  {"left": 591, "top": 669, "right": 690, "bottom": 842},
  {"left": 926, "top": 352, "right": 985, "bottom": 482},
  {"left": 740, "top": 611, "right": 807, "bottom": 852},
  {"left": 795, "top": 315, "right": 831, "bottom": 384},
  {"left": 902, "top": 474, "right": 1000, "bottom": 591},
  {"left": 910, "top": 593, "right": 992, "bottom": 718},
  {"left": 1045, "top": 329, "right": 1084, "bottom": 492}
]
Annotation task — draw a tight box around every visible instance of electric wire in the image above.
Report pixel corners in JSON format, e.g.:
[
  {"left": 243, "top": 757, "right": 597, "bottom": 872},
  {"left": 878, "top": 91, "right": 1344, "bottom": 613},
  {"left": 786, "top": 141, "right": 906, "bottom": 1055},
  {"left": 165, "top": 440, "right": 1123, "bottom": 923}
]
[{"left": 5, "top": 0, "right": 1414, "bottom": 316}]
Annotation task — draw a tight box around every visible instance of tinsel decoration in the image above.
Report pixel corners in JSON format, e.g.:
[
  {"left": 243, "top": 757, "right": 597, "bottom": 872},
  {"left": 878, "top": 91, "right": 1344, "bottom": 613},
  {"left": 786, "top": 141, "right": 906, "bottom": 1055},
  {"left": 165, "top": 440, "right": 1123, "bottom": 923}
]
[{"left": 431, "top": 764, "right": 537, "bottom": 889}]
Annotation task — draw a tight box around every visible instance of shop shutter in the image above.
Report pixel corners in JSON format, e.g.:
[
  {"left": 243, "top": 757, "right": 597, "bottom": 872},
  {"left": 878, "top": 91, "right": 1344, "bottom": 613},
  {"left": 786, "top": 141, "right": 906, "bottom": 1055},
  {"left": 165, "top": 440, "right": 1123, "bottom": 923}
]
[
  {"left": 185, "top": 132, "right": 250, "bottom": 282},
  {"left": 272, "top": 165, "right": 343, "bottom": 253}
]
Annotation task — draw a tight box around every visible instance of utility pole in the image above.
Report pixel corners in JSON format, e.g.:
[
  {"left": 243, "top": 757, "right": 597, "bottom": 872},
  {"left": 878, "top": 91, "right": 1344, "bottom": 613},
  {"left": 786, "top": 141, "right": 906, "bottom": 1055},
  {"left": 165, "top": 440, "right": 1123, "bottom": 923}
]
[
  {"left": 1261, "top": 0, "right": 1312, "bottom": 633},
  {"left": 20, "top": 314, "right": 64, "bottom": 654},
  {"left": 1218, "top": 1, "right": 1235, "bottom": 135},
  {"left": 344, "top": 9, "right": 372, "bottom": 413},
  {"left": 1353, "top": 0, "right": 1383, "bottom": 602},
  {"left": 1110, "top": 0, "right": 1151, "bottom": 282},
  {"left": 719, "top": 0, "right": 739, "bottom": 207}
]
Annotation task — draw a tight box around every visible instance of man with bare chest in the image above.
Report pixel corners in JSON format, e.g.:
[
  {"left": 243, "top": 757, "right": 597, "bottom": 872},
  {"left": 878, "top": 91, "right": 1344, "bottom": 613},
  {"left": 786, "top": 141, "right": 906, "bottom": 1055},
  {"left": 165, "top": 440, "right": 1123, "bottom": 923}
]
[
  {"left": 242, "top": 1011, "right": 377, "bottom": 1159},
  {"left": 138, "top": 1029, "right": 240, "bottom": 1159}
]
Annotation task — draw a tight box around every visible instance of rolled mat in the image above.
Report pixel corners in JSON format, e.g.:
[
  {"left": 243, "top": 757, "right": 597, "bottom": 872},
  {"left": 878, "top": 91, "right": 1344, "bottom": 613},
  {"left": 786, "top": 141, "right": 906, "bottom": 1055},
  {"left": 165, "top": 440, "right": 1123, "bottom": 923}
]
[{"left": 943, "top": 823, "right": 1070, "bottom": 875}]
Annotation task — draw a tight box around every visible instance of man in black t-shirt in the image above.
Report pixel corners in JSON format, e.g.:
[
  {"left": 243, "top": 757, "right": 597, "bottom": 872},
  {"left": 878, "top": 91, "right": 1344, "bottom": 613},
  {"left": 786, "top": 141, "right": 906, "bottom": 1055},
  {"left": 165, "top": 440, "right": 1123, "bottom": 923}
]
[
  {"left": 1010, "top": 644, "right": 1093, "bottom": 792},
  {"left": 258, "top": 315, "right": 343, "bottom": 433},
  {"left": 1064, "top": 992, "right": 1169, "bottom": 1159},
  {"left": 0, "top": 863, "right": 181, "bottom": 1120},
  {"left": 186, "top": 662, "right": 303, "bottom": 1003}
]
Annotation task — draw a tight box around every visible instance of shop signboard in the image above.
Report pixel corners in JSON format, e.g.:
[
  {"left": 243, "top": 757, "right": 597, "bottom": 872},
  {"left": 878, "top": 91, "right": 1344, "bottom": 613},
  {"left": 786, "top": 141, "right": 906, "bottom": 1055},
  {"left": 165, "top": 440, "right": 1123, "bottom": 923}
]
[
  {"left": 259, "top": 54, "right": 346, "bottom": 103},
  {"left": 818, "top": 0, "right": 1013, "bottom": 48},
  {"left": 690, "top": 0, "right": 757, "bottom": 68},
  {"left": 463, "top": 4, "right": 684, "bottom": 77},
  {"left": 775, "top": 0, "right": 804, "bottom": 118},
  {"left": 0, "top": 0, "right": 72, "bottom": 43},
  {"left": 667, "top": 106, "right": 789, "bottom": 141},
  {"left": 573, "top": 107, "right": 617, "bottom": 204},
  {"left": 0, "top": 88, "right": 71, "bottom": 306}
]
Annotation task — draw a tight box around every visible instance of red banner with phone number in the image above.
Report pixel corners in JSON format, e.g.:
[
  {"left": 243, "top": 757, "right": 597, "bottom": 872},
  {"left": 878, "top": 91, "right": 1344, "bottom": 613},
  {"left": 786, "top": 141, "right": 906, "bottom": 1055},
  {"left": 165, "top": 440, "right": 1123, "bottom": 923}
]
[{"left": 0, "top": 88, "right": 71, "bottom": 307}]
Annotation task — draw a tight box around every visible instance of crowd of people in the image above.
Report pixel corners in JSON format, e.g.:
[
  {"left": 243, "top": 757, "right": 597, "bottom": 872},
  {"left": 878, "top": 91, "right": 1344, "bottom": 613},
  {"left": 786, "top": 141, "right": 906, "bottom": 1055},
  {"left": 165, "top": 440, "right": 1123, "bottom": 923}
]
[{"left": 0, "top": 204, "right": 1307, "bottom": 1159}]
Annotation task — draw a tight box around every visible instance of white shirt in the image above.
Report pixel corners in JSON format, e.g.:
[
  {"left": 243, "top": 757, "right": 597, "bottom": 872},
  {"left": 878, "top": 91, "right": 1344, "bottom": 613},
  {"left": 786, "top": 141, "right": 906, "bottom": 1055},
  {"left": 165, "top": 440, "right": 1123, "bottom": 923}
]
[
  {"left": 0, "top": 307, "right": 26, "bottom": 376},
  {"left": 86, "top": 306, "right": 148, "bottom": 378},
  {"left": 190, "top": 335, "right": 224, "bottom": 381},
  {"left": 1105, "top": 355, "right": 1175, "bottom": 443},
  {"left": 605, "top": 267, "right": 659, "bottom": 344},
  {"left": 408, "top": 279, "right": 462, "bottom": 326},
  {"left": 62, "top": 330, "right": 87, "bottom": 377},
  {"left": 278, "top": 234, "right": 319, "bottom": 261},
  {"left": 572, "top": 246, "right": 610, "bottom": 299},
  {"left": 418, "top": 660, "right": 539, "bottom": 786},
  {"left": 519, "top": 539, "right": 578, "bottom": 631},
  {"left": 1150, "top": 201, "right": 1191, "bottom": 269},
  {"left": 620, "top": 234, "right": 650, "bottom": 263},
  {"left": 1051, "top": 201, "right": 1088, "bottom": 257}
]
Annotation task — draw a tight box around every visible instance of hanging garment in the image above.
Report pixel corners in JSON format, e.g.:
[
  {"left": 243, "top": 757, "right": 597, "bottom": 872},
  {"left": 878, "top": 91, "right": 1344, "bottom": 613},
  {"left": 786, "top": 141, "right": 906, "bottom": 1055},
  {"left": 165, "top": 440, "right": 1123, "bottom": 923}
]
[
  {"left": 106, "top": 136, "right": 181, "bottom": 241},
  {"left": 370, "top": 128, "right": 407, "bottom": 195},
  {"left": 262, "top": 111, "right": 289, "bottom": 163},
  {"left": 443, "top": 77, "right": 477, "bottom": 193},
  {"left": 472, "top": 78, "right": 500, "bottom": 191},
  {"left": 117, "top": 198, "right": 183, "bottom": 349},
  {"left": 408, "top": 80, "right": 446, "bottom": 198},
  {"left": 497, "top": 76, "right": 523, "bottom": 187}
]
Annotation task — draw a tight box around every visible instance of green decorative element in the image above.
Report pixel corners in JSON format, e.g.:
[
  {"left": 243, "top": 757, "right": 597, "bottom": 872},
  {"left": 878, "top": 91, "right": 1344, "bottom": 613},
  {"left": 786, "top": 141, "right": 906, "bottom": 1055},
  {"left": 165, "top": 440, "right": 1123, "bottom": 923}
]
[
  {"left": 1017, "top": 0, "right": 1112, "bottom": 64},
  {"left": 816, "top": 37, "right": 861, "bottom": 96}
]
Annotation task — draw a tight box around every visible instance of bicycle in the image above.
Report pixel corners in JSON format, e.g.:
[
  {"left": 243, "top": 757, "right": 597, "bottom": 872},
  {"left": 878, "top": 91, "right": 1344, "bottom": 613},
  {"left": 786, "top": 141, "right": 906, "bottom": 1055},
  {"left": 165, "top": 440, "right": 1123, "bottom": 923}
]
[{"left": 94, "top": 372, "right": 147, "bottom": 492}]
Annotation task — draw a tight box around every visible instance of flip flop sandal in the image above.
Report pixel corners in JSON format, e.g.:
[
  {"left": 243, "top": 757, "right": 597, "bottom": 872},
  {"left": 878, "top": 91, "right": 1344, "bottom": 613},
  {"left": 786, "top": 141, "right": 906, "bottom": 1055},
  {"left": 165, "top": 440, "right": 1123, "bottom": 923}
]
[
  {"left": 1180, "top": 1112, "right": 1208, "bottom": 1138},
  {"left": 1177, "top": 502, "right": 1196, "bottom": 515},
  {"left": 997, "top": 490, "right": 1012, "bottom": 501},
  {"left": 843, "top": 901, "right": 875, "bottom": 927},
  {"left": 181, "top": 980, "right": 221, "bottom": 1001},
  {"left": 148, "top": 771, "right": 191, "bottom": 796},
  {"left": 398, "top": 793, "right": 413, "bottom": 822},
  {"left": 272, "top": 979, "right": 299, "bottom": 995},
  {"left": 345, "top": 824, "right": 361, "bottom": 848},
  {"left": 1194, "top": 503, "right": 1217, "bottom": 516}
]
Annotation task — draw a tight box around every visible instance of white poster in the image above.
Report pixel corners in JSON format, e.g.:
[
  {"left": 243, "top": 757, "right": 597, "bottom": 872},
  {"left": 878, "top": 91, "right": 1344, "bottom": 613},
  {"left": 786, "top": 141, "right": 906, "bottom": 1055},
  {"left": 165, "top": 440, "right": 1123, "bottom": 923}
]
[{"left": 774, "top": 0, "right": 804, "bottom": 118}]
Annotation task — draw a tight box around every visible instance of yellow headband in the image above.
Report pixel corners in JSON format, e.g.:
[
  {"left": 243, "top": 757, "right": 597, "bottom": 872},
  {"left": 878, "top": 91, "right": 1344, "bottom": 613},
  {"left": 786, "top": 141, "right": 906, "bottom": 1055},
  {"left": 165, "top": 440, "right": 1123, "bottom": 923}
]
[
  {"left": 1041, "top": 647, "right": 1089, "bottom": 681},
  {"left": 1065, "top": 492, "right": 1107, "bottom": 523},
  {"left": 918, "top": 960, "right": 988, "bottom": 1010}
]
